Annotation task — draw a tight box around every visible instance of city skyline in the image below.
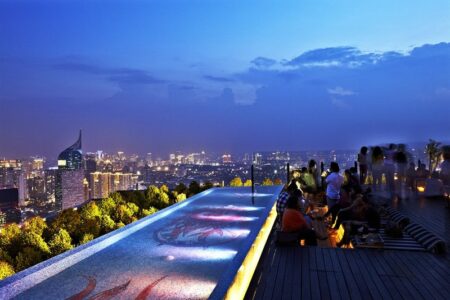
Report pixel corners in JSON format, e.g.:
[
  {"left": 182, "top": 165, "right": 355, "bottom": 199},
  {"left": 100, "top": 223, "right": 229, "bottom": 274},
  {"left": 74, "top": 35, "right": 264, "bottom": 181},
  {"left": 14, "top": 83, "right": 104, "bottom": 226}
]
[{"left": 1, "top": 1, "right": 450, "bottom": 157}]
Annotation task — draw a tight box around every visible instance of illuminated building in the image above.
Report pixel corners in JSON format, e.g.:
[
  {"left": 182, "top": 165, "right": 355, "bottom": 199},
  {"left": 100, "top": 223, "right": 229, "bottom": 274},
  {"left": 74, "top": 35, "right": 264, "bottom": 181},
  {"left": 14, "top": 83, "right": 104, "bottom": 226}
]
[
  {"left": 0, "top": 162, "right": 28, "bottom": 206},
  {"left": 84, "top": 152, "right": 97, "bottom": 178},
  {"left": 90, "top": 172, "right": 137, "bottom": 199},
  {"left": 253, "top": 153, "right": 262, "bottom": 165},
  {"left": 0, "top": 188, "right": 21, "bottom": 224},
  {"left": 27, "top": 175, "right": 46, "bottom": 202},
  {"left": 45, "top": 168, "right": 57, "bottom": 203},
  {"left": 55, "top": 131, "right": 85, "bottom": 210},
  {"left": 222, "top": 154, "right": 232, "bottom": 164},
  {"left": 57, "top": 131, "right": 83, "bottom": 170}
]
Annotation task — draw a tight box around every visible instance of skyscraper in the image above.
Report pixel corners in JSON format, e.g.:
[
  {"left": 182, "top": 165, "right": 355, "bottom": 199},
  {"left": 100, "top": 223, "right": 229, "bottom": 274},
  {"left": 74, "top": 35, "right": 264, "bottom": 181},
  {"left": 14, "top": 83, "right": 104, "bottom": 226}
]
[
  {"left": 57, "top": 131, "right": 83, "bottom": 170},
  {"left": 55, "top": 131, "right": 85, "bottom": 210}
]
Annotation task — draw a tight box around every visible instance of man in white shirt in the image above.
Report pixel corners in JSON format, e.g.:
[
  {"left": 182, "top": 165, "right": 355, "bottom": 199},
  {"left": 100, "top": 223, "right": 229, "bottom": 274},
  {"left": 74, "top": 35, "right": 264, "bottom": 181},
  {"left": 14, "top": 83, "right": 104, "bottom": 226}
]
[{"left": 323, "top": 162, "right": 344, "bottom": 225}]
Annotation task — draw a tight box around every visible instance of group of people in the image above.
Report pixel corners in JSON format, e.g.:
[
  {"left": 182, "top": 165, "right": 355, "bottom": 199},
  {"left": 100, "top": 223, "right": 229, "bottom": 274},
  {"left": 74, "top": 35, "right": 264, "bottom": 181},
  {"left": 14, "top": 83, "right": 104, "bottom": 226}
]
[
  {"left": 276, "top": 143, "right": 450, "bottom": 248},
  {"left": 358, "top": 143, "right": 450, "bottom": 197},
  {"left": 276, "top": 160, "right": 377, "bottom": 247},
  {"left": 358, "top": 144, "right": 409, "bottom": 193}
]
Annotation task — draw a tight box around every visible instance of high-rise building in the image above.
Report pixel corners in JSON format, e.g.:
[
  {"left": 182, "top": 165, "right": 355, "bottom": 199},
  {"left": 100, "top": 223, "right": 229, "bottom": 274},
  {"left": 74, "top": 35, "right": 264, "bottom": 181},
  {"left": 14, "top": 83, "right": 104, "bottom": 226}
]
[
  {"left": 84, "top": 152, "right": 97, "bottom": 179},
  {"left": 222, "top": 154, "right": 232, "bottom": 164},
  {"left": 57, "top": 131, "right": 83, "bottom": 170},
  {"left": 90, "top": 172, "right": 137, "bottom": 199},
  {"left": 45, "top": 168, "right": 57, "bottom": 204},
  {"left": 0, "top": 160, "right": 28, "bottom": 206},
  {"left": 55, "top": 131, "right": 85, "bottom": 210}
]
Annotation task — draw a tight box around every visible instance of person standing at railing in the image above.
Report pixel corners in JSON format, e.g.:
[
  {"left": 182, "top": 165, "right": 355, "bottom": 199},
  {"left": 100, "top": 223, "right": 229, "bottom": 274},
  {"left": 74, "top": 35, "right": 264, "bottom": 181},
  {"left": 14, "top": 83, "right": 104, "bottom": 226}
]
[
  {"left": 439, "top": 146, "right": 450, "bottom": 185},
  {"left": 322, "top": 162, "right": 344, "bottom": 225},
  {"left": 358, "top": 146, "right": 368, "bottom": 185},
  {"left": 384, "top": 144, "right": 397, "bottom": 194},
  {"left": 371, "top": 146, "right": 384, "bottom": 191}
]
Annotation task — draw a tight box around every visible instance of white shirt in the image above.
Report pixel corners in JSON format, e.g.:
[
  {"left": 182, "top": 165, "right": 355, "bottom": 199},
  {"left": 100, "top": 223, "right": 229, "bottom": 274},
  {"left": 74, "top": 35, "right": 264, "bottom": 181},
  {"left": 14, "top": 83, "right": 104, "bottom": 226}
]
[{"left": 326, "top": 172, "right": 344, "bottom": 199}]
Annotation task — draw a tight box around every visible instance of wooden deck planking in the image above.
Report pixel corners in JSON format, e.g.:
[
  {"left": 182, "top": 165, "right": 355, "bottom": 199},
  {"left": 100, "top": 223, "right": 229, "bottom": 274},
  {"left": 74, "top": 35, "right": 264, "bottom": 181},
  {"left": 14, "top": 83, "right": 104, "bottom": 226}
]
[
  {"left": 392, "top": 250, "right": 446, "bottom": 300},
  {"left": 308, "top": 247, "right": 322, "bottom": 300},
  {"left": 300, "top": 246, "right": 311, "bottom": 300},
  {"left": 246, "top": 246, "right": 450, "bottom": 300},
  {"left": 326, "top": 249, "right": 350, "bottom": 300}
]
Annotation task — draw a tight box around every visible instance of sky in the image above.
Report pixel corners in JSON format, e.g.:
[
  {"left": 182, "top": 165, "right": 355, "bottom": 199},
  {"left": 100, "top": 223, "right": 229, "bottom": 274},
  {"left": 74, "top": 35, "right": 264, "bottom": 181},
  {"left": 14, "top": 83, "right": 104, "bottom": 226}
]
[{"left": 0, "top": 0, "right": 449, "bottom": 159}]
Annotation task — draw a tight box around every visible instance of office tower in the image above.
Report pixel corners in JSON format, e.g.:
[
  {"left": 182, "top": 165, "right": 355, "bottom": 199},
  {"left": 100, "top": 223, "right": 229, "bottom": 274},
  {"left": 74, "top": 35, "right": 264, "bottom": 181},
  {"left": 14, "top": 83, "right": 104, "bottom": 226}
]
[
  {"left": 90, "top": 172, "right": 111, "bottom": 199},
  {"left": 90, "top": 172, "right": 138, "bottom": 199},
  {"left": 55, "top": 131, "right": 85, "bottom": 210},
  {"left": 146, "top": 153, "right": 153, "bottom": 166},
  {"left": 0, "top": 188, "right": 21, "bottom": 224},
  {"left": 0, "top": 160, "right": 28, "bottom": 206},
  {"left": 45, "top": 168, "right": 57, "bottom": 203},
  {"left": 84, "top": 152, "right": 97, "bottom": 179}
]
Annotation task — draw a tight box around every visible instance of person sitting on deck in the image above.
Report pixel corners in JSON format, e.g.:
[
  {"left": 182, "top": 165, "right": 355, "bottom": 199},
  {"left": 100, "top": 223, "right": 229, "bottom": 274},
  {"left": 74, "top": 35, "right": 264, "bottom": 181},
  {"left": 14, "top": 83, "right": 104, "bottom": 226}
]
[
  {"left": 331, "top": 194, "right": 368, "bottom": 230},
  {"left": 281, "top": 195, "right": 323, "bottom": 246},
  {"left": 335, "top": 196, "right": 381, "bottom": 247},
  {"left": 276, "top": 180, "right": 302, "bottom": 216}
]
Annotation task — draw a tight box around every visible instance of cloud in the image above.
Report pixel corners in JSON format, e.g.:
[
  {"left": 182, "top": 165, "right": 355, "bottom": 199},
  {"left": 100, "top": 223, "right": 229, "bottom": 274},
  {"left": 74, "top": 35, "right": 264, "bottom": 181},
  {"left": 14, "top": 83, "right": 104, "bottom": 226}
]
[
  {"left": 251, "top": 57, "right": 277, "bottom": 68},
  {"left": 53, "top": 61, "right": 165, "bottom": 85},
  {"left": 286, "top": 46, "right": 386, "bottom": 68},
  {"left": 327, "top": 86, "right": 356, "bottom": 96},
  {"left": 203, "top": 75, "right": 235, "bottom": 82}
]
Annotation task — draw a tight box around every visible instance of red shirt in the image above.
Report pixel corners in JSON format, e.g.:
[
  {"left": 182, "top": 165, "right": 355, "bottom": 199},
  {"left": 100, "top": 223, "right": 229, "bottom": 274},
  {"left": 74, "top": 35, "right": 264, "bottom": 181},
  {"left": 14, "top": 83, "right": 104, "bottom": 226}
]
[{"left": 282, "top": 208, "right": 307, "bottom": 232}]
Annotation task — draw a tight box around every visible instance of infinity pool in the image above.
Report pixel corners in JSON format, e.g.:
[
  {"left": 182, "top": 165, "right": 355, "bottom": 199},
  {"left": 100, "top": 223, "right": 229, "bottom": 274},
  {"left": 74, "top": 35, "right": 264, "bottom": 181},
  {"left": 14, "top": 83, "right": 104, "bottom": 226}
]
[{"left": 0, "top": 186, "right": 282, "bottom": 299}]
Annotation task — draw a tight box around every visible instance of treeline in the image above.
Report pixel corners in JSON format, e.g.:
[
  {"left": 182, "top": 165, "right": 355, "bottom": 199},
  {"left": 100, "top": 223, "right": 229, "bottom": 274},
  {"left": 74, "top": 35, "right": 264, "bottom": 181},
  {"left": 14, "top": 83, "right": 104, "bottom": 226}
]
[
  {"left": 0, "top": 182, "right": 210, "bottom": 280},
  {"left": 229, "top": 177, "right": 283, "bottom": 187}
]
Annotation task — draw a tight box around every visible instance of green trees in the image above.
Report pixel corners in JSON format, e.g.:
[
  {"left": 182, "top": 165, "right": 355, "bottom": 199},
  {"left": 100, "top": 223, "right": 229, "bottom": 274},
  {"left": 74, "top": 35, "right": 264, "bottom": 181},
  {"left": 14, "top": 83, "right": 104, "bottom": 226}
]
[
  {"left": 146, "top": 185, "right": 170, "bottom": 209},
  {"left": 0, "top": 224, "right": 21, "bottom": 257},
  {"left": 0, "top": 261, "right": 15, "bottom": 280},
  {"left": 50, "top": 209, "right": 82, "bottom": 243},
  {"left": 262, "top": 178, "right": 274, "bottom": 186},
  {"left": 176, "top": 193, "right": 187, "bottom": 202},
  {"left": 243, "top": 179, "right": 252, "bottom": 186},
  {"left": 188, "top": 181, "right": 201, "bottom": 196},
  {"left": 48, "top": 229, "right": 73, "bottom": 255},
  {"left": 15, "top": 248, "right": 44, "bottom": 272},
  {"left": 15, "top": 231, "right": 50, "bottom": 271},
  {"left": 230, "top": 177, "right": 243, "bottom": 187},
  {"left": 201, "top": 181, "right": 214, "bottom": 191},
  {"left": 23, "top": 217, "right": 47, "bottom": 236},
  {"left": 174, "top": 183, "right": 188, "bottom": 195}
]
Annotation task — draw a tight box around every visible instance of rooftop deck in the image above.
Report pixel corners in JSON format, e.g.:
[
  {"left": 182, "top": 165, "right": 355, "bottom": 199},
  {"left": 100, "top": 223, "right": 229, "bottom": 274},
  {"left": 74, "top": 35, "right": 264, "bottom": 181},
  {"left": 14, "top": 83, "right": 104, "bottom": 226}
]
[{"left": 246, "top": 190, "right": 450, "bottom": 300}]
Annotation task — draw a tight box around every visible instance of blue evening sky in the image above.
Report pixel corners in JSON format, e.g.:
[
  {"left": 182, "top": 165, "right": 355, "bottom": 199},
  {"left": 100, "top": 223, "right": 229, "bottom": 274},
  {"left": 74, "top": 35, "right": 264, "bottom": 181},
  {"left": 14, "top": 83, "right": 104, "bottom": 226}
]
[{"left": 0, "top": 0, "right": 449, "bottom": 158}]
